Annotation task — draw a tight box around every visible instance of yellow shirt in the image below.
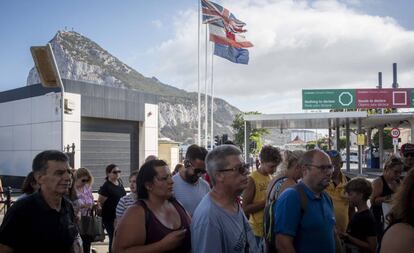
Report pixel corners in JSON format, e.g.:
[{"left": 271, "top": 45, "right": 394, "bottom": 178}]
[
  {"left": 325, "top": 172, "right": 349, "bottom": 232},
  {"left": 248, "top": 170, "right": 272, "bottom": 237}
]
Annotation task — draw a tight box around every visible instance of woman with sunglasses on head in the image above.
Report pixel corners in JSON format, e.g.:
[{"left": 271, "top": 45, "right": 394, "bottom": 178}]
[
  {"left": 112, "top": 159, "right": 191, "bottom": 253},
  {"left": 74, "top": 167, "right": 95, "bottom": 253},
  {"left": 98, "top": 164, "right": 126, "bottom": 253},
  {"left": 370, "top": 156, "right": 403, "bottom": 240},
  {"left": 263, "top": 149, "right": 304, "bottom": 253}
]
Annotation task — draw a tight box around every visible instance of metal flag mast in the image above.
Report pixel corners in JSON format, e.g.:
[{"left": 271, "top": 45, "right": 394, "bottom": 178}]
[
  {"left": 210, "top": 43, "right": 214, "bottom": 149},
  {"left": 204, "top": 23, "right": 209, "bottom": 149},
  {"left": 197, "top": 0, "right": 201, "bottom": 145}
]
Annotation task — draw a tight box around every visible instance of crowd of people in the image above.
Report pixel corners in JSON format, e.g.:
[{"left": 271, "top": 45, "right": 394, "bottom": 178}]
[{"left": 0, "top": 142, "right": 414, "bottom": 253}]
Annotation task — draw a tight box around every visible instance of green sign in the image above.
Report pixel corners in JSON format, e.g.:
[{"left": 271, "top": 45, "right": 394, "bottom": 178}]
[
  {"left": 411, "top": 89, "right": 414, "bottom": 106},
  {"left": 302, "top": 89, "right": 356, "bottom": 109}
]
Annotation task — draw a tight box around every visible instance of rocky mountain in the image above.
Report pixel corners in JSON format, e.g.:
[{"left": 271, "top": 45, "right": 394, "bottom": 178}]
[{"left": 27, "top": 31, "right": 240, "bottom": 143}]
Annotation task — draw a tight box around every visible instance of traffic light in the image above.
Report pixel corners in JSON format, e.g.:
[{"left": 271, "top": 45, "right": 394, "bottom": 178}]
[
  {"left": 249, "top": 141, "right": 257, "bottom": 151},
  {"left": 214, "top": 135, "right": 221, "bottom": 146},
  {"left": 221, "top": 134, "right": 228, "bottom": 144}
]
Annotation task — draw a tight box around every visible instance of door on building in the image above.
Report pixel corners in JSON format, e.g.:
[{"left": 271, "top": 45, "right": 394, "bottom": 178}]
[{"left": 81, "top": 117, "right": 139, "bottom": 190}]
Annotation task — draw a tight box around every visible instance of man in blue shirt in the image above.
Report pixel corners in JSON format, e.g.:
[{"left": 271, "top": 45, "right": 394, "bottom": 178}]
[{"left": 274, "top": 149, "right": 336, "bottom": 253}]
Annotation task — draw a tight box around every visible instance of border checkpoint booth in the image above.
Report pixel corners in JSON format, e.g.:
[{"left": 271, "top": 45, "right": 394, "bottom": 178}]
[{"left": 243, "top": 111, "right": 414, "bottom": 176}]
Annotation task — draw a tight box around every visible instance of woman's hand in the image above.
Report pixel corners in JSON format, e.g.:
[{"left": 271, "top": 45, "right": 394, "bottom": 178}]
[
  {"left": 338, "top": 231, "right": 349, "bottom": 241},
  {"left": 160, "top": 229, "right": 187, "bottom": 250}
]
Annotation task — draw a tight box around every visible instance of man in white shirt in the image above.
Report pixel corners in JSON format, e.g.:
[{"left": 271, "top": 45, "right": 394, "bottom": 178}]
[{"left": 172, "top": 144, "right": 210, "bottom": 215}]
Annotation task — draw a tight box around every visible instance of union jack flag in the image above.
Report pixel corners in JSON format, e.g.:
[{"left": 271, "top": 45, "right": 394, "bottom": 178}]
[{"left": 201, "top": 0, "right": 246, "bottom": 33}]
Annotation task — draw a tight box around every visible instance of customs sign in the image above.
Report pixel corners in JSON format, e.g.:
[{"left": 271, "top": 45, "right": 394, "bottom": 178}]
[{"left": 303, "top": 88, "right": 412, "bottom": 110}]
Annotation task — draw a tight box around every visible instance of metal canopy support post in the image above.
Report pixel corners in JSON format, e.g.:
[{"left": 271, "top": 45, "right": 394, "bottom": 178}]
[
  {"left": 328, "top": 121, "right": 332, "bottom": 150},
  {"left": 367, "top": 129, "right": 372, "bottom": 148},
  {"left": 345, "top": 119, "right": 350, "bottom": 172},
  {"left": 244, "top": 120, "right": 247, "bottom": 163},
  {"left": 410, "top": 119, "right": 414, "bottom": 143},
  {"left": 336, "top": 118, "right": 340, "bottom": 151},
  {"left": 358, "top": 118, "right": 362, "bottom": 175},
  {"left": 379, "top": 126, "right": 384, "bottom": 169}
]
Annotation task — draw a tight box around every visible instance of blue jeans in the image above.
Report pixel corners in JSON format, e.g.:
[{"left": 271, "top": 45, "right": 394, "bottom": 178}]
[{"left": 255, "top": 236, "right": 263, "bottom": 253}]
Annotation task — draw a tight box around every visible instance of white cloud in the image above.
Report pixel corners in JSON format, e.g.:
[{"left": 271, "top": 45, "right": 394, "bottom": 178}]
[{"left": 141, "top": 0, "right": 414, "bottom": 114}]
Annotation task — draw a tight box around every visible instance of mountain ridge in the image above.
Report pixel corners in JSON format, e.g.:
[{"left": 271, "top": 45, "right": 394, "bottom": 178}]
[{"left": 27, "top": 30, "right": 240, "bottom": 143}]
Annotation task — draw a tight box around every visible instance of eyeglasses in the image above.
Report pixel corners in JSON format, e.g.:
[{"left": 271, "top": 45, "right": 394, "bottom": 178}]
[
  {"left": 112, "top": 170, "right": 121, "bottom": 174},
  {"left": 218, "top": 163, "right": 250, "bottom": 175},
  {"left": 326, "top": 150, "right": 340, "bottom": 158},
  {"left": 305, "top": 164, "right": 334, "bottom": 172},
  {"left": 156, "top": 174, "right": 172, "bottom": 181}
]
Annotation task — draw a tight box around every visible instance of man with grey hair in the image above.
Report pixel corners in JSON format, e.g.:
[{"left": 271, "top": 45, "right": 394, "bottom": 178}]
[{"left": 191, "top": 145, "right": 259, "bottom": 252}]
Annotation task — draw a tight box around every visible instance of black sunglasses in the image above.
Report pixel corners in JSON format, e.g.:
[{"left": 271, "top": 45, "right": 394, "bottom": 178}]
[
  {"left": 194, "top": 168, "right": 207, "bottom": 174},
  {"left": 112, "top": 170, "right": 122, "bottom": 174},
  {"left": 218, "top": 163, "right": 250, "bottom": 175},
  {"left": 185, "top": 160, "right": 206, "bottom": 174}
]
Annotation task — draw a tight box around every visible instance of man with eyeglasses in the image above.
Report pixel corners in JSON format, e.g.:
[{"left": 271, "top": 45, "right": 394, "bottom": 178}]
[
  {"left": 191, "top": 145, "right": 259, "bottom": 253},
  {"left": 274, "top": 149, "right": 336, "bottom": 253},
  {"left": 400, "top": 143, "right": 414, "bottom": 172},
  {"left": 243, "top": 145, "right": 282, "bottom": 251},
  {"left": 0, "top": 150, "right": 82, "bottom": 253},
  {"left": 172, "top": 144, "right": 210, "bottom": 215}
]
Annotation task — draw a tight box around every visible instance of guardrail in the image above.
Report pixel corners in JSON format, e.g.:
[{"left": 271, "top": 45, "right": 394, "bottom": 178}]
[
  {"left": 0, "top": 187, "right": 22, "bottom": 215},
  {"left": 0, "top": 187, "right": 131, "bottom": 215}
]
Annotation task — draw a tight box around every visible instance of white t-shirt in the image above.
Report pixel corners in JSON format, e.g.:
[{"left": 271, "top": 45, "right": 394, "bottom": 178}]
[{"left": 172, "top": 174, "right": 210, "bottom": 215}]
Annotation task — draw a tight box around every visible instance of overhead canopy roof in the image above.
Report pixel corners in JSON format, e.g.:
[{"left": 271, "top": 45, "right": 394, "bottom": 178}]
[{"left": 244, "top": 111, "right": 414, "bottom": 130}]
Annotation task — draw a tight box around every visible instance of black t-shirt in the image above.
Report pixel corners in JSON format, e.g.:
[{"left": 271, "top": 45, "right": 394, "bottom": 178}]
[
  {"left": 98, "top": 180, "right": 126, "bottom": 222},
  {"left": 0, "top": 191, "right": 78, "bottom": 253},
  {"left": 346, "top": 209, "right": 377, "bottom": 252}
]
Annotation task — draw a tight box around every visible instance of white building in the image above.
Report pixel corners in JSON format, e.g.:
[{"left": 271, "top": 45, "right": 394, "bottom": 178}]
[{"left": 0, "top": 79, "right": 158, "bottom": 188}]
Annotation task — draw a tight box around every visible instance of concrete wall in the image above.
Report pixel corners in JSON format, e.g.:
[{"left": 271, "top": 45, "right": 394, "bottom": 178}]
[
  {"left": 0, "top": 92, "right": 81, "bottom": 177},
  {"left": 158, "top": 142, "right": 180, "bottom": 170},
  {"left": 139, "top": 103, "right": 158, "bottom": 167}
]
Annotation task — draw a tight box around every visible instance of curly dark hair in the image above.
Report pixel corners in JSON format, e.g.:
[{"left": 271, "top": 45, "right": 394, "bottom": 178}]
[
  {"left": 259, "top": 145, "right": 282, "bottom": 164},
  {"left": 386, "top": 169, "right": 414, "bottom": 227}
]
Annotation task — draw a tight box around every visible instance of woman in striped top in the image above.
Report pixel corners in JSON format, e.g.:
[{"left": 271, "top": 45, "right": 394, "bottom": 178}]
[{"left": 115, "top": 171, "right": 138, "bottom": 226}]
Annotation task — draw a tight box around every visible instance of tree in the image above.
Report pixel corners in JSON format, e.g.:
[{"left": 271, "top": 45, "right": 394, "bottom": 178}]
[
  {"left": 232, "top": 112, "right": 269, "bottom": 154},
  {"left": 373, "top": 129, "right": 393, "bottom": 149}
]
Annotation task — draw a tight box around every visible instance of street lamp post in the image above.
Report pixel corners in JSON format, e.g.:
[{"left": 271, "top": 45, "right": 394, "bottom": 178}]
[{"left": 30, "top": 43, "right": 65, "bottom": 151}]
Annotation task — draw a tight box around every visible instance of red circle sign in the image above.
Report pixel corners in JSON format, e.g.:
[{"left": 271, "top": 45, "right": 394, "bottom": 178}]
[{"left": 390, "top": 128, "right": 400, "bottom": 138}]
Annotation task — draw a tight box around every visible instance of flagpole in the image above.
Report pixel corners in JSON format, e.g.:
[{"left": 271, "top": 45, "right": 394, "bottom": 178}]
[
  {"left": 204, "top": 24, "right": 208, "bottom": 149},
  {"left": 210, "top": 43, "right": 214, "bottom": 149},
  {"left": 197, "top": 0, "right": 201, "bottom": 146}
]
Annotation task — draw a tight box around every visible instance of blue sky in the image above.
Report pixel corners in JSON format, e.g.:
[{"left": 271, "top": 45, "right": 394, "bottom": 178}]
[{"left": 1, "top": 0, "right": 414, "bottom": 113}]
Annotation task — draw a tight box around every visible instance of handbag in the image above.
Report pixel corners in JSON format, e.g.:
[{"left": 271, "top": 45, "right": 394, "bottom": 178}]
[{"left": 79, "top": 209, "right": 105, "bottom": 242}]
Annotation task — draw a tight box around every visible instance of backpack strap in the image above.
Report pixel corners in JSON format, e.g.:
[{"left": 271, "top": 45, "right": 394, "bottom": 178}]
[{"left": 293, "top": 183, "right": 308, "bottom": 214}]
